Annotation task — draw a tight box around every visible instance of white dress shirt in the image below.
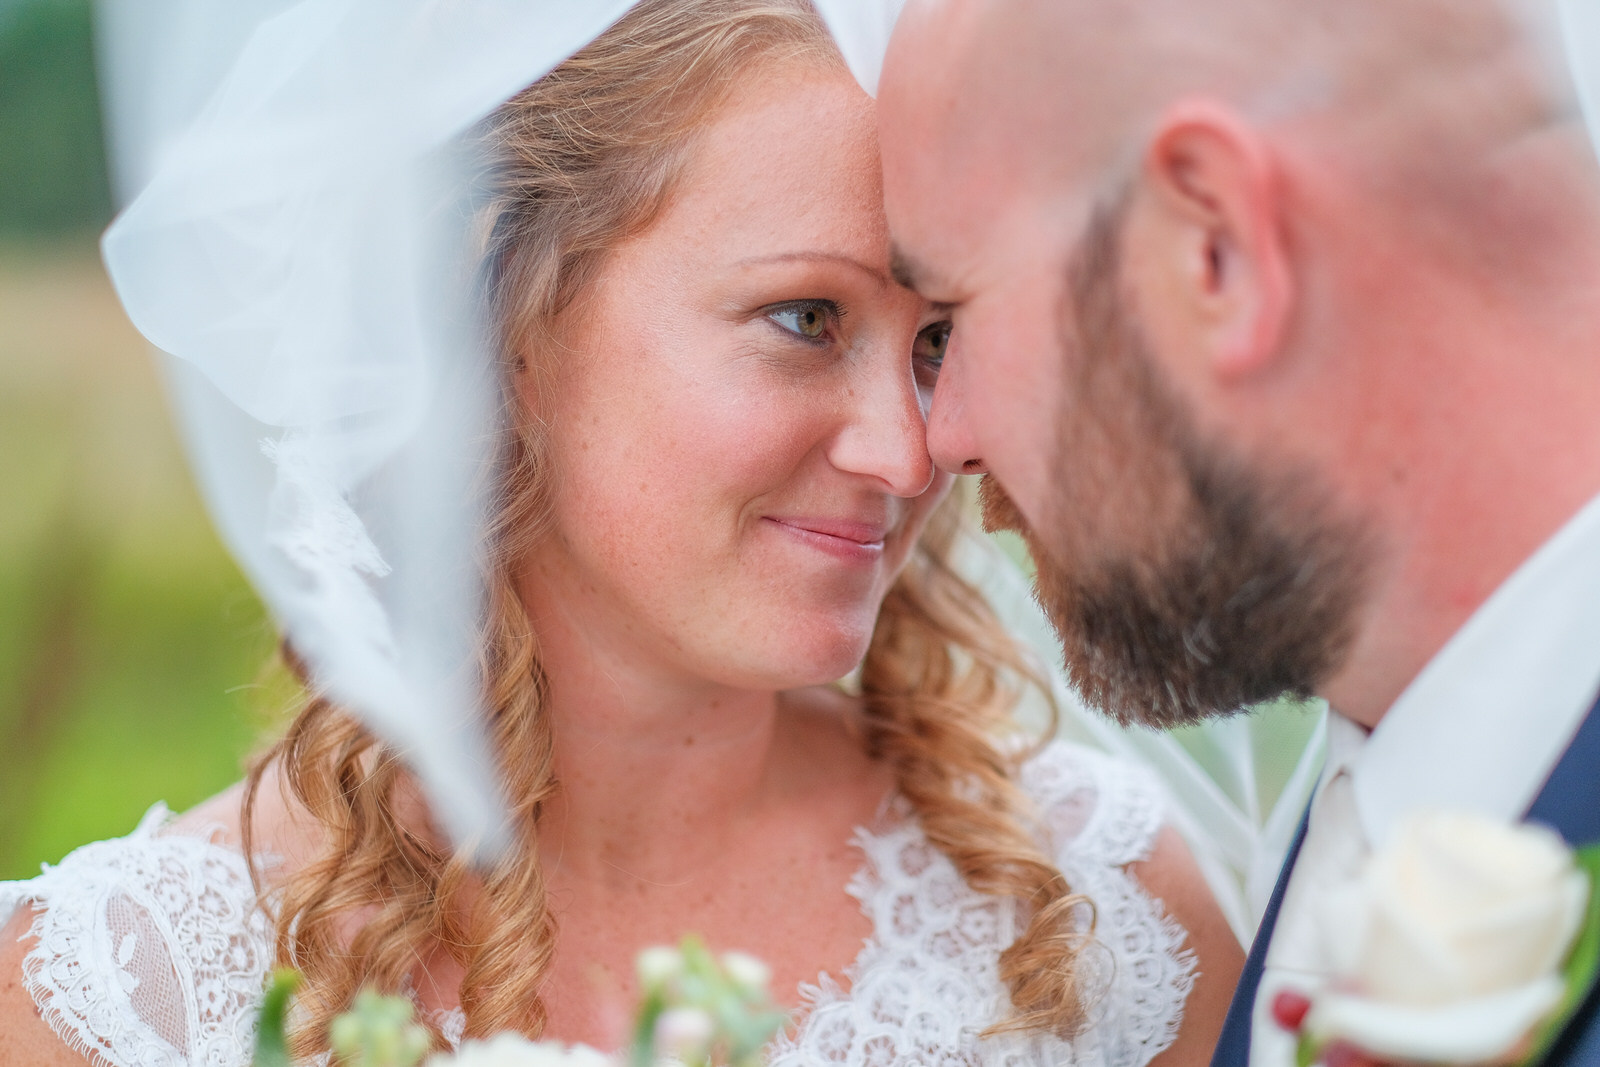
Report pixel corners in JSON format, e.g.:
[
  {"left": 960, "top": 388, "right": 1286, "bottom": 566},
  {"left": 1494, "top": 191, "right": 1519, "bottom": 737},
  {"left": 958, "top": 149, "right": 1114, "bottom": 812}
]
[{"left": 1248, "top": 490, "right": 1600, "bottom": 1067}]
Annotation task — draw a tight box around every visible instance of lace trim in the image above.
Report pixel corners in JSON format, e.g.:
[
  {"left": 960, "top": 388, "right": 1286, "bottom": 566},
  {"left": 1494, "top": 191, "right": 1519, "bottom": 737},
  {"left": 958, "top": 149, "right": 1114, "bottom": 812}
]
[
  {"left": 766, "top": 741, "right": 1196, "bottom": 1067},
  {"left": 1, "top": 743, "right": 1194, "bottom": 1067},
  {"left": 0, "top": 804, "right": 275, "bottom": 1067},
  {"left": 1038, "top": 751, "right": 1198, "bottom": 1063}
]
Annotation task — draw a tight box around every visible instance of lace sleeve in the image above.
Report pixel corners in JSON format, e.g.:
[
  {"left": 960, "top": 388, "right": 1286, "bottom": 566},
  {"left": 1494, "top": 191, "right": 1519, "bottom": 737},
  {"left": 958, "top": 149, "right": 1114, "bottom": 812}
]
[
  {"left": 0, "top": 805, "right": 275, "bottom": 1067},
  {"left": 1021, "top": 742, "right": 1198, "bottom": 1067}
]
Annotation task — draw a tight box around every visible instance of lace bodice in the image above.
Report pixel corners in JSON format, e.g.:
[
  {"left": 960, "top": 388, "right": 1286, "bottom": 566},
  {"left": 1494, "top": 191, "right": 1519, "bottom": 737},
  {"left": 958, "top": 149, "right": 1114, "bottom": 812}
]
[{"left": 1, "top": 742, "right": 1194, "bottom": 1067}]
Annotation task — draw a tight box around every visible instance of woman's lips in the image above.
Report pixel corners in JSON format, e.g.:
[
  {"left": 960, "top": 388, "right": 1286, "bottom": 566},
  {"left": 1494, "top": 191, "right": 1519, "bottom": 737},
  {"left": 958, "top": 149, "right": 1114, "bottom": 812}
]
[{"left": 764, "top": 516, "right": 889, "bottom": 563}]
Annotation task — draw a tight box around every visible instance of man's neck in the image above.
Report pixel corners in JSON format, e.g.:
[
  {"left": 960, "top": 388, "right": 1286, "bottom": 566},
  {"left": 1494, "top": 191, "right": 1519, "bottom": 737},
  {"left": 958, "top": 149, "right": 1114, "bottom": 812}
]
[{"left": 1323, "top": 379, "right": 1600, "bottom": 730}]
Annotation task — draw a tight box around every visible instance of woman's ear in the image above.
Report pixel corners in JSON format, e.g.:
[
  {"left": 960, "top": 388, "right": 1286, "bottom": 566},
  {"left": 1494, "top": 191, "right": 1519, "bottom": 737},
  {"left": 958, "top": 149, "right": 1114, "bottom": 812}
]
[{"left": 1124, "top": 100, "right": 1293, "bottom": 381}]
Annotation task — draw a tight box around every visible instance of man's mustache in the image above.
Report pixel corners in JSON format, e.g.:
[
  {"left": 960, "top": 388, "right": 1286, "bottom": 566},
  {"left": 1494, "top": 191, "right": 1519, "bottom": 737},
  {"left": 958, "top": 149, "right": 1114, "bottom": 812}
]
[{"left": 978, "top": 474, "right": 1029, "bottom": 537}]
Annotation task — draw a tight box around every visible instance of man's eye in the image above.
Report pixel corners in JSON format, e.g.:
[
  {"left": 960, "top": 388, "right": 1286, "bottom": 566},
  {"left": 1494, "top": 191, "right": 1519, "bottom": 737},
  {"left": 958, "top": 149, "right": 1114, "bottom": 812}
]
[
  {"left": 767, "top": 301, "right": 837, "bottom": 341},
  {"left": 914, "top": 321, "right": 951, "bottom": 368}
]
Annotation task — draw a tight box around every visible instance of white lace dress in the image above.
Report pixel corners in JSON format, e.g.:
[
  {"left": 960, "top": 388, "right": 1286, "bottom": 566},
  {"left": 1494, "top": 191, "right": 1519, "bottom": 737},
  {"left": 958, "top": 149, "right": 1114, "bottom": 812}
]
[{"left": 0, "top": 742, "right": 1196, "bottom": 1067}]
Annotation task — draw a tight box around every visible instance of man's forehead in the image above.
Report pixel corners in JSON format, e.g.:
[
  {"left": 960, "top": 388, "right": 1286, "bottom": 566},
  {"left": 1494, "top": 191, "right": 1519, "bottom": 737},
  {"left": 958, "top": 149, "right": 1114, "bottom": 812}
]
[
  {"left": 888, "top": 244, "right": 931, "bottom": 295},
  {"left": 881, "top": 163, "right": 1007, "bottom": 303},
  {"left": 881, "top": 0, "right": 1130, "bottom": 238},
  {"left": 887, "top": 178, "right": 1094, "bottom": 310}
]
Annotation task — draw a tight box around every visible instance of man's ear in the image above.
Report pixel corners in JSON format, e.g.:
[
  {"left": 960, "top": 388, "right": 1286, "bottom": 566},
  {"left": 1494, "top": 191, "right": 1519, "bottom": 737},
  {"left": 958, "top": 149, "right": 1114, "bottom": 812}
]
[{"left": 1125, "top": 100, "right": 1293, "bottom": 380}]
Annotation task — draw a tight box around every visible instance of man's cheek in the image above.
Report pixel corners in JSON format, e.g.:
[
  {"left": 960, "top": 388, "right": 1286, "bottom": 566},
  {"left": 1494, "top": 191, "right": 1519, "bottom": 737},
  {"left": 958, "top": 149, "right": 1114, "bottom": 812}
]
[{"left": 992, "top": 314, "right": 1068, "bottom": 406}]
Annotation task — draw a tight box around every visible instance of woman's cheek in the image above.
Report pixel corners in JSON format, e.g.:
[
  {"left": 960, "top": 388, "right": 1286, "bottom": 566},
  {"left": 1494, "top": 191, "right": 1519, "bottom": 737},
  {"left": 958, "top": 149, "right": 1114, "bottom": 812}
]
[
  {"left": 668, "top": 387, "right": 825, "bottom": 490},
  {"left": 573, "top": 398, "right": 795, "bottom": 554}
]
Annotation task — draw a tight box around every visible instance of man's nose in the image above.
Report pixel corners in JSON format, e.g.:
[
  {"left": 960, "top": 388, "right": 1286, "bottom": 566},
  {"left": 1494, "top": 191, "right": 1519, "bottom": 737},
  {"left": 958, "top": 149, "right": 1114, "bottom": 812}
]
[{"left": 926, "top": 349, "right": 988, "bottom": 476}]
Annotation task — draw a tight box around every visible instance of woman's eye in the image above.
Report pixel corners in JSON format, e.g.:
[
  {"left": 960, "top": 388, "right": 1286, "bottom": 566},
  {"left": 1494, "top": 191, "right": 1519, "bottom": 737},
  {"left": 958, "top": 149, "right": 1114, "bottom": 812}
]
[
  {"left": 767, "top": 301, "right": 837, "bottom": 341},
  {"left": 914, "top": 321, "right": 952, "bottom": 369}
]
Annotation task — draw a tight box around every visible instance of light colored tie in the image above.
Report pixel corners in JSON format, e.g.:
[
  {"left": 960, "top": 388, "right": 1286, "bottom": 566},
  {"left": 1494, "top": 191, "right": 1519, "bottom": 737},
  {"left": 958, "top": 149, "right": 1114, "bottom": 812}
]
[{"left": 1248, "top": 757, "right": 1370, "bottom": 1066}]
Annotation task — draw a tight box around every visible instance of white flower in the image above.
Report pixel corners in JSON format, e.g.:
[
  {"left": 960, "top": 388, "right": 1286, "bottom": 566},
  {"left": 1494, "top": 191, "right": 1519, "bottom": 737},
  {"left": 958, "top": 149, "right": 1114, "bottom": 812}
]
[
  {"left": 1324, "top": 811, "right": 1588, "bottom": 1004},
  {"left": 426, "top": 1034, "right": 615, "bottom": 1067},
  {"left": 1308, "top": 981, "right": 1568, "bottom": 1064},
  {"left": 719, "top": 951, "right": 771, "bottom": 994},
  {"left": 636, "top": 946, "right": 684, "bottom": 991},
  {"left": 653, "top": 1007, "right": 715, "bottom": 1056},
  {"left": 1306, "top": 810, "right": 1590, "bottom": 1063}
]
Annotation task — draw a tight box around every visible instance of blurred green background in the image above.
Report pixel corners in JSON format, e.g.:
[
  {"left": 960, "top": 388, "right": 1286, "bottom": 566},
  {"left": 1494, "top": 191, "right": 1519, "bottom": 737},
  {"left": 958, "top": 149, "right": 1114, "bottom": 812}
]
[{"left": 0, "top": 0, "right": 277, "bottom": 880}]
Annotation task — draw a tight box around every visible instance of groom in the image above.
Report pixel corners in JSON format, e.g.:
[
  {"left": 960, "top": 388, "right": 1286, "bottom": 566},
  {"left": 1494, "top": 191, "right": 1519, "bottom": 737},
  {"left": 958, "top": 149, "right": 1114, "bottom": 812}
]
[{"left": 878, "top": 0, "right": 1600, "bottom": 1064}]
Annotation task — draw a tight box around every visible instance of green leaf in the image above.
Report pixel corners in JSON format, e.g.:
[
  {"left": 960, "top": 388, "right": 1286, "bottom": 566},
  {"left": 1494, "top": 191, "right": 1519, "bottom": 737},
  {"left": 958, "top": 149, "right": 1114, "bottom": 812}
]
[
  {"left": 254, "top": 969, "right": 302, "bottom": 1067},
  {"left": 630, "top": 989, "right": 667, "bottom": 1067},
  {"left": 1520, "top": 844, "right": 1600, "bottom": 1066},
  {"left": 1294, "top": 1029, "right": 1321, "bottom": 1067}
]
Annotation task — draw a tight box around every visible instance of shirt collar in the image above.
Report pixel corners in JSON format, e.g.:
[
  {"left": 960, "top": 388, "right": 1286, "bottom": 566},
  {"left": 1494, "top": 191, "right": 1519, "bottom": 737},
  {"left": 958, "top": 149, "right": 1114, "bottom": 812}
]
[
  {"left": 1347, "top": 491, "right": 1600, "bottom": 849},
  {"left": 1321, "top": 712, "right": 1368, "bottom": 784}
]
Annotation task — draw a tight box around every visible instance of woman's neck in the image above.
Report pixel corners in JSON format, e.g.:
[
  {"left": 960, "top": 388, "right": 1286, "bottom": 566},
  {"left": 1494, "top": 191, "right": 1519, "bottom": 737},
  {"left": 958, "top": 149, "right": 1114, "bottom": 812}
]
[
  {"left": 542, "top": 686, "right": 785, "bottom": 884},
  {"left": 525, "top": 585, "right": 792, "bottom": 884}
]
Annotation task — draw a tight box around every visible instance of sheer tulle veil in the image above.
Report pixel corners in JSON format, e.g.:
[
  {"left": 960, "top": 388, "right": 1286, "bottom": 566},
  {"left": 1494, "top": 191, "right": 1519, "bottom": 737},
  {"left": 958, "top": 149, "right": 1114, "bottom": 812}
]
[
  {"left": 114, "top": 0, "right": 1600, "bottom": 939},
  {"left": 98, "top": 0, "right": 643, "bottom": 857}
]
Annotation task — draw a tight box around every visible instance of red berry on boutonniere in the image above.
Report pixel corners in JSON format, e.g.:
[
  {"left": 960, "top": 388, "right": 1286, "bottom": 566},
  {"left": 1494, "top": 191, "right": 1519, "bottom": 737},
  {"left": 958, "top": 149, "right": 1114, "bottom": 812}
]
[{"left": 1272, "top": 989, "right": 1313, "bottom": 1032}]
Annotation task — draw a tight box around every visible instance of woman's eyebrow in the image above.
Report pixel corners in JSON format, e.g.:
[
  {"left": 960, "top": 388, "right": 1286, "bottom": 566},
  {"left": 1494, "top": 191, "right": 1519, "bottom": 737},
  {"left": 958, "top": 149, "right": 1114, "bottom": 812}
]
[{"left": 732, "top": 250, "right": 889, "bottom": 288}]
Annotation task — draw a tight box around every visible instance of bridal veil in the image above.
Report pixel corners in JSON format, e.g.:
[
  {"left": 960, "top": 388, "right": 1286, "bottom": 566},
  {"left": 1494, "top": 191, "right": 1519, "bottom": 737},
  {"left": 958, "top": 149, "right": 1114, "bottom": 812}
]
[{"left": 107, "top": 0, "right": 1600, "bottom": 941}]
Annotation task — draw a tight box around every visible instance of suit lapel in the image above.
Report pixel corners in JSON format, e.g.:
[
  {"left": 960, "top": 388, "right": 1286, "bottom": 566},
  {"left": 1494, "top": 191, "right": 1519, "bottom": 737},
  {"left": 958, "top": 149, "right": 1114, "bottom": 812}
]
[
  {"left": 1526, "top": 692, "right": 1600, "bottom": 848},
  {"left": 1208, "top": 693, "right": 1600, "bottom": 1066},
  {"left": 1207, "top": 804, "right": 1312, "bottom": 1067},
  {"left": 1528, "top": 695, "right": 1600, "bottom": 1065}
]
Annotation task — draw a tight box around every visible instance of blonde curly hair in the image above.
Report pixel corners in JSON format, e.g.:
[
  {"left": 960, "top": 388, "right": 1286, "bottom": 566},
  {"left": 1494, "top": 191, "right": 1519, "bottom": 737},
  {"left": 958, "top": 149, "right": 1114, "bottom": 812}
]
[{"left": 243, "top": 0, "right": 1093, "bottom": 1055}]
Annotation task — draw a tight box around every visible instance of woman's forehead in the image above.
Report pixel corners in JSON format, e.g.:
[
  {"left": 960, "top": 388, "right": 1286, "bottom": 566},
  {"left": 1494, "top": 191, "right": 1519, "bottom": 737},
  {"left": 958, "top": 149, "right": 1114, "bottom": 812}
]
[{"left": 661, "top": 65, "right": 888, "bottom": 261}]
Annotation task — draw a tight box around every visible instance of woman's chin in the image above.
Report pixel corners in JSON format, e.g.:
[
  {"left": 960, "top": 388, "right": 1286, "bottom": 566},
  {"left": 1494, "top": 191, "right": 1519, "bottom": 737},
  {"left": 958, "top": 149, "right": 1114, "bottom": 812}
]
[
  {"left": 789, "top": 644, "right": 878, "bottom": 689},
  {"left": 704, "top": 618, "right": 875, "bottom": 692},
  {"left": 792, "top": 646, "right": 872, "bottom": 688}
]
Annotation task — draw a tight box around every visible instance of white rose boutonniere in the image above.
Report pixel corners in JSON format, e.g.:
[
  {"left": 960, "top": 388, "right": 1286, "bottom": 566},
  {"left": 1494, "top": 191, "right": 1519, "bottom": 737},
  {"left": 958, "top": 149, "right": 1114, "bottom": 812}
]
[{"left": 1273, "top": 811, "right": 1600, "bottom": 1066}]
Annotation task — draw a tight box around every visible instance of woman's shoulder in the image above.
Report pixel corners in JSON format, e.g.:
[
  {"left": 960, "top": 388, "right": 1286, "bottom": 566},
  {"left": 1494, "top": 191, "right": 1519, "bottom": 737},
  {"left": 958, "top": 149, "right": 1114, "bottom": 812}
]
[
  {"left": 1016, "top": 738, "right": 1170, "bottom": 869},
  {"left": 0, "top": 904, "right": 94, "bottom": 1066},
  {"left": 0, "top": 792, "right": 275, "bottom": 1067},
  {"left": 1016, "top": 739, "right": 1244, "bottom": 1067}
]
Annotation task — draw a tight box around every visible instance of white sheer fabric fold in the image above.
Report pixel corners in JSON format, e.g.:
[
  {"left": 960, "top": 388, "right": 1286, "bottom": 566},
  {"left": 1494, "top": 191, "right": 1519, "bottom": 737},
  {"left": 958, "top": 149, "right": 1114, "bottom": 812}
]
[
  {"left": 1562, "top": 0, "right": 1600, "bottom": 157},
  {"left": 810, "top": 0, "right": 906, "bottom": 96},
  {"left": 96, "top": 0, "right": 641, "bottom": 853}
]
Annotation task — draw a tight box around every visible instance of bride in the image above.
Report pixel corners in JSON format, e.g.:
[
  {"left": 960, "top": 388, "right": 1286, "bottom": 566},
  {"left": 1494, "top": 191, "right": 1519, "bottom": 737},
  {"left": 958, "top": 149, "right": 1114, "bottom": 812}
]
[{"left": 0, "top": 1, "right": 1241, "bottom": 1064}]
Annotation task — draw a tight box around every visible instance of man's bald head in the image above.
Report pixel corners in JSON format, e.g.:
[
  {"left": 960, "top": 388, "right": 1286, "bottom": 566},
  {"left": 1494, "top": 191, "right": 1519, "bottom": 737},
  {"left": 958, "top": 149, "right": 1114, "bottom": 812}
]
[
  {"left": 879, "top": 0, "right": 1600, "bottom": 727},
  {"left": 882, "top": 0, "right": 1582, "bottom": 287},
  {"left": 887, "top": 0, "right": 1574, "bottom": 157}
]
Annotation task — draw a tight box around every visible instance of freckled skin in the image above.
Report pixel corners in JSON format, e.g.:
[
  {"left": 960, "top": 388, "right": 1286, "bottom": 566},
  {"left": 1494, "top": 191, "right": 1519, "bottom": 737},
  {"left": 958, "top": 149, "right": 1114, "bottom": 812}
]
[
  {"left": 495, "top": 61, "right": 956, "bottom": 1046},
  {"left": 521, "top": 60, "right": 952, "bottom": 695},
  {"left": 0, "top": 58, "right": 958, "bottom": 1067}
]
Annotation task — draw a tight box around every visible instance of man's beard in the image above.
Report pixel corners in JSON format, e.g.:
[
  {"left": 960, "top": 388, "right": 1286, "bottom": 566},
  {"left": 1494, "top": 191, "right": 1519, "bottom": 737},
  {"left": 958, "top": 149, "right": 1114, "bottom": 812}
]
[{"left": 983, "top": 197, "right": 1372, "bottom": 729}]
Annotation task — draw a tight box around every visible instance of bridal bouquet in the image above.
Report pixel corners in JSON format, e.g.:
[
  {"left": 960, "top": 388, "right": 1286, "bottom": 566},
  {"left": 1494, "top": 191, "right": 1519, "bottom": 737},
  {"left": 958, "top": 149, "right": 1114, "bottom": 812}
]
[{"left": 253, "top": 937, "right": 786, "bottom": 1067}]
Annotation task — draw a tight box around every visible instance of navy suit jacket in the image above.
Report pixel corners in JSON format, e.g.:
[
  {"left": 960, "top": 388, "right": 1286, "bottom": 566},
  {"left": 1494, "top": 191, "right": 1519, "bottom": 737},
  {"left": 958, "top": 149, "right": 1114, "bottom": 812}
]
[{"left": 1208, "top": 696, "right": 1600, "bottom": 1067}]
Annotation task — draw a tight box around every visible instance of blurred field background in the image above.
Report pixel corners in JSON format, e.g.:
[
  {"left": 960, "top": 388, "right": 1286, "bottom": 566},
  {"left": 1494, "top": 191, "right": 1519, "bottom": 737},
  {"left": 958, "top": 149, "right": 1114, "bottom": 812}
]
[
  {"left": 0, "top": 0, "right": 1318, "bottom": 887},
  {"left": 0, "top": 0, "right": 277, "bottom": 880}
]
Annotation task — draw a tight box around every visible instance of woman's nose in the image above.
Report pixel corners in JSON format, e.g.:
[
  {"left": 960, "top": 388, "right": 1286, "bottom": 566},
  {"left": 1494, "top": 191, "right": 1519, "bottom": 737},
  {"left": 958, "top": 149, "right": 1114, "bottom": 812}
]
[{"left": 826, "top": 344, "right": 936, "bottom": 498}]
